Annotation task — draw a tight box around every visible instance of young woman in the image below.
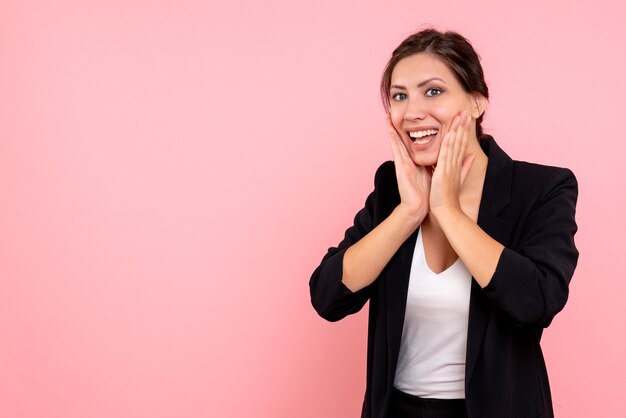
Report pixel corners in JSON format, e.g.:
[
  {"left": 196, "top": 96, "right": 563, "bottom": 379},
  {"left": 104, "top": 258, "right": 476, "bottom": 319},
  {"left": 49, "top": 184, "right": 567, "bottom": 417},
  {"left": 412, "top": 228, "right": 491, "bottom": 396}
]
[{"left": 309, "top": 29, "right": 579, "bottom": 418}]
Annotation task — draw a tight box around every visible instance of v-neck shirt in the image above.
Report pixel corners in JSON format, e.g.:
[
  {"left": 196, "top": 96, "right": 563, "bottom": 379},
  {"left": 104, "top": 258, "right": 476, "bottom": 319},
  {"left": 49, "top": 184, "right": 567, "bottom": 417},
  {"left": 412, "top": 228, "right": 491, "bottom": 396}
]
[{"left": 393, "top": 227, "right": 472, "bottom": 399}]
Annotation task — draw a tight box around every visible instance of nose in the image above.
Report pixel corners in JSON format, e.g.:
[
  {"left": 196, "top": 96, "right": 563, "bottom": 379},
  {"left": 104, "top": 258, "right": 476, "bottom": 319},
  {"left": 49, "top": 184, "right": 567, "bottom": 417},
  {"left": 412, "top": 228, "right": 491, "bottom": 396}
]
[{"left": 403, "top": 97, "right": 427, "bottom": 121}]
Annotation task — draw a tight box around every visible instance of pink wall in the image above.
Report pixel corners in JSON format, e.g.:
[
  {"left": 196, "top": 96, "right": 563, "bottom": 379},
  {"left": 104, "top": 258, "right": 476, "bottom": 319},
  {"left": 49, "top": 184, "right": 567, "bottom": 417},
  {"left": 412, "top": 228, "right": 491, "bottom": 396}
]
[{"left": 1, "top": 0, "right": 625, "bottom": 416}]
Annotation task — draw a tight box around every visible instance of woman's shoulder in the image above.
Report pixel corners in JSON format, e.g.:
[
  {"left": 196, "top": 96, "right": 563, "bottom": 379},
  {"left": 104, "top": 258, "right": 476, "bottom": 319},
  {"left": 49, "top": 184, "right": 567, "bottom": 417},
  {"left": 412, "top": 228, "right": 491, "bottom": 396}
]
[
  {"left": 482, "top": 137, "right": 578, "bottom": 217},
  {"left": 510, "top": 164, "right": 577, "bottom": 214},
  {"left": 512, "top": 159, "right": 576, "bottom": 185},
  {"left": 371, "top": 160, "right": 397, "bottom": 189},
  {"left": 485, "top": 136, "right": 577, "bottom": 192},
  {"left": 365, "top": 161, "right": 401, "bottom": 218},
  {"left": 373, "top": 160, "right": 394, "bottom": 176}
]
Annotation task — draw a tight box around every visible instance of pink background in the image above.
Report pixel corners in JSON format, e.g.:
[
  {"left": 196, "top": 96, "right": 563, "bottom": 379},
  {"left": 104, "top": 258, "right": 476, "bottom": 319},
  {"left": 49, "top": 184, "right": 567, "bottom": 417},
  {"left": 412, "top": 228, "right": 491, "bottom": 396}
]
[{"left": 1, "top": 0, "right": 625, "bottom": 417}]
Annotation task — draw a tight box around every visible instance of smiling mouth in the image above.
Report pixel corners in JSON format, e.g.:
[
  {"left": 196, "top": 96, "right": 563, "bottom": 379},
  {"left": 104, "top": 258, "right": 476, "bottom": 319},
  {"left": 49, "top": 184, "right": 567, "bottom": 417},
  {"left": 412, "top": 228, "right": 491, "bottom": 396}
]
[{"left": 408, "top": 129, "right": 439, "bottom": 144}]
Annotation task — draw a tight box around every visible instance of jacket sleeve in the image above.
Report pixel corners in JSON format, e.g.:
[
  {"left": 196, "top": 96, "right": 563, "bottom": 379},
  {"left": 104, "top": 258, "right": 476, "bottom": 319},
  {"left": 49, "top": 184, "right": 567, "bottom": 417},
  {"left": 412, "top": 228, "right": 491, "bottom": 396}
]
[
  {"left": 482, "top": 168, "right": 579, "bottom": 328},
  {"left": 309, "top": 162, "right": 392, "bottom": 322}
]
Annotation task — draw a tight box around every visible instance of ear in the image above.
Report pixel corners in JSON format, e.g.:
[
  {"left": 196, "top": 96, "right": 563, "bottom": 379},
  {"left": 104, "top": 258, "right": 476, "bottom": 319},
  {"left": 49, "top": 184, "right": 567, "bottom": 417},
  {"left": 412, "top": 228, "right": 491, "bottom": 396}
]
[{"left": 471, "top": 93, "right": 487, "bottom": 119}]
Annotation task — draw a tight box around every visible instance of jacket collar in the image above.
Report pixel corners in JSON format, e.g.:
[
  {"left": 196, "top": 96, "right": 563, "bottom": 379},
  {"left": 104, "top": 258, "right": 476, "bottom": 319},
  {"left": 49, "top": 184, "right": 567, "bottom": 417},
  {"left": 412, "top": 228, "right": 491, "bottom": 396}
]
[{"left": 478, "top": 136, "right": 513, "bottom": 216}]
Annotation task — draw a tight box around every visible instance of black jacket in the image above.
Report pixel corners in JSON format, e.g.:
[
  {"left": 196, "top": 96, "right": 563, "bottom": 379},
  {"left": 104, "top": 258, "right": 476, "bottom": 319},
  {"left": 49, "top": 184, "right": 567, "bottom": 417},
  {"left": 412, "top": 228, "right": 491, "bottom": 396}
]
[{"left": 309, "top": 138, "right": 579, "bottom": 418}]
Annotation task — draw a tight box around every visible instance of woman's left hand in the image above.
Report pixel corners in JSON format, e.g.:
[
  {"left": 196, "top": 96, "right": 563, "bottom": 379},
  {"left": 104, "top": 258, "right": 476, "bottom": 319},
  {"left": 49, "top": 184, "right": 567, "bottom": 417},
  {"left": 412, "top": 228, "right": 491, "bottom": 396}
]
[{"left": 429, "top": 111, "right": 475, "bottom": 216}]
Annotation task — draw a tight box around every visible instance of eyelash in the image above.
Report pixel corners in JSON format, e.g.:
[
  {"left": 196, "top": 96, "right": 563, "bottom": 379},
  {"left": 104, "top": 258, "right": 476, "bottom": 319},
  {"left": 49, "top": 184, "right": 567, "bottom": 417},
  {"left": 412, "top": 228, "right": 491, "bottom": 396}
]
[
  {"left": 391, "top": 88, "right": 444, "bottom": 102},
  {"left": 425, "top": 88, "right": 443, "bottom": 97},
  {"left": 391, "top": 92, "right": 407, "bottom": 101}
]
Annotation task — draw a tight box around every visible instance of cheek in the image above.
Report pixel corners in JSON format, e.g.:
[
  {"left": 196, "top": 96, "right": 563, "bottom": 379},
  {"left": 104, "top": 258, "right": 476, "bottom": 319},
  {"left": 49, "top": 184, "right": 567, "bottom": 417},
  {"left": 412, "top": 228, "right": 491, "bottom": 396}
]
[
  {"left": 431, "top": 104, "right": 455, "bottom": 124},
  {"left": 389, "top": 110, "right": 403, "bottom": 131},
  {"left": 431, "top": 102, "right": 465, "bottom": 129}
]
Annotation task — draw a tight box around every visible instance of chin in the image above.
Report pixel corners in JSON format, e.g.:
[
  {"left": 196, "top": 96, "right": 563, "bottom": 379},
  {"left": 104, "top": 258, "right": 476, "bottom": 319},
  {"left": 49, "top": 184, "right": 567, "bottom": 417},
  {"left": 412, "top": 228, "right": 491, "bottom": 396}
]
[{"left": 409, "top": 150, "right": 439, "bottom": 167}]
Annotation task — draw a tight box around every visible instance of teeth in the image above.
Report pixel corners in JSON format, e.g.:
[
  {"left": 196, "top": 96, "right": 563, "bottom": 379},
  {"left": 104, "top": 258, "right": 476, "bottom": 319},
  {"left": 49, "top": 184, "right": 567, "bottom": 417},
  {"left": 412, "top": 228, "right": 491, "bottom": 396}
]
[{"left": 409, "top": 129, "right": 439, "bottom": 139}]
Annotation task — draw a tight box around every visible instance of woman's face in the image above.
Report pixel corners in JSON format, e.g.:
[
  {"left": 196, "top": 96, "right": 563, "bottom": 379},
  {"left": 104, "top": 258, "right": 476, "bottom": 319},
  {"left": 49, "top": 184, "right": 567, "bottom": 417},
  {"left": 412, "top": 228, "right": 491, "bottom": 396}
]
[{"left": 389, "top": 53, "right": 485, "bottom": 167}]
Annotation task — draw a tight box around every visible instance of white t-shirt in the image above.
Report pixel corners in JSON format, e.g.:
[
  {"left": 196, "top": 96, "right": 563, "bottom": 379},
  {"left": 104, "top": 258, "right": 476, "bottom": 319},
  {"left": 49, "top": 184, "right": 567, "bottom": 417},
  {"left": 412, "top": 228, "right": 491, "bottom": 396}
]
[{"left": 393, "top": 228, "right": 472, "bottom": 399}]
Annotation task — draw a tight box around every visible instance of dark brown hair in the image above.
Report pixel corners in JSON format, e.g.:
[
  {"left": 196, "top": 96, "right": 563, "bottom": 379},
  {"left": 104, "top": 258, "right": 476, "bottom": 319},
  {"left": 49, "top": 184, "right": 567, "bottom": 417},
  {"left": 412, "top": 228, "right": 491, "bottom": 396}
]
[{"left": 381, "top": 29, "right": 489, "bottom": 138}]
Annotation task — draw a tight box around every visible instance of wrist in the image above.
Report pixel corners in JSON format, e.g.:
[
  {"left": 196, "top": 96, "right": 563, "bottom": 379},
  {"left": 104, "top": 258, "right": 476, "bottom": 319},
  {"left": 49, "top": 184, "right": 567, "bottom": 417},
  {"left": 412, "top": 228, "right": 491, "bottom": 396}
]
[
  {"left": 394, "top": 203, "right": 427, "bottom": 228},
  {"left": 430, "top": 204, "right": 464, "bottom": 223}
]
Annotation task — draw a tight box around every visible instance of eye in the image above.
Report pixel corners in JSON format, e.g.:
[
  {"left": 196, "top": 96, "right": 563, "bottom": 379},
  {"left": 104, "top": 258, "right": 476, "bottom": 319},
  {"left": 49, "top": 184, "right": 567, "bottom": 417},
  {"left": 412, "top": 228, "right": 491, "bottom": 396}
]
[
  {"left": 425, "top": 88, "right": 443, "bottom": 97},
  {"left": 391, "top": 92, "right": 407, "bottom": 102}
]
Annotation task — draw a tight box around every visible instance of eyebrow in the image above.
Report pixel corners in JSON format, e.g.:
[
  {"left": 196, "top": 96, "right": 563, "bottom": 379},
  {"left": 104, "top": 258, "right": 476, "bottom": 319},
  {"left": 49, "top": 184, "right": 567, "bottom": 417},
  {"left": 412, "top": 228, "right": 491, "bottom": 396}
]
[{"left": 390, "top": 77, "right": 446, "bottom": 90}]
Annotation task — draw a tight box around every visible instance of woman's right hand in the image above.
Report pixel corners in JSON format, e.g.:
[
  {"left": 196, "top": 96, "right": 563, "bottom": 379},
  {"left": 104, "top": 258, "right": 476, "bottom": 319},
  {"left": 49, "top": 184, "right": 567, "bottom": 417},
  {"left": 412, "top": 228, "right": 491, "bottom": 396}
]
[{"left": 386, "top": 116, "right": 431, "bottom": 222}]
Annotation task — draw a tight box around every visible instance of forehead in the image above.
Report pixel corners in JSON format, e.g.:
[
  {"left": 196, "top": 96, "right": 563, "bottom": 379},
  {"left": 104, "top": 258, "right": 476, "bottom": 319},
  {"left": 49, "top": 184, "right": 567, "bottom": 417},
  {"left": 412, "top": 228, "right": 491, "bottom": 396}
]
[{"left": 391, "top": 53, "right": 458, "bottom": 85}]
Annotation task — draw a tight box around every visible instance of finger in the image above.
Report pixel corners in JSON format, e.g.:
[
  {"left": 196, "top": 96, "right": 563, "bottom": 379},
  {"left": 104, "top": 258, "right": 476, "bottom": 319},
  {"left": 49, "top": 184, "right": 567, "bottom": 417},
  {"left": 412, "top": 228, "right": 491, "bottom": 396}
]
[
  {"left": 388, "top": 132, "right": 405, "bottom": 163},
  {"left": 447, "top": 114, "right": 462, "bottom": 173},
  {"left": 460, "top": 153, "right": 476, "bottom": 185},
  {"left": 388, "top": 129, "right": 412, "bottom": 164},
  {"left": 394, "top": 133, "right": 414, "bottom": 164},
  {"left": 386, "top": 115, "right": 404, "bottom": 144},
  {"left": 432, "top": 132, "right": 450, "bottom": 175},
  {"left": 386, "top": 116, "right": 410, "bottom": 160},
  {"left": 386, "top": 116, "right": 400, "bottom": 159},
  {"left": 398, "top": 137, "right": 413, "bottom": 162},
  {"left": 457, "top": 112, "right": 471, "bottom": 167},
  {"left": 385, "top": 115, "right": 395, "bottom": 133}
]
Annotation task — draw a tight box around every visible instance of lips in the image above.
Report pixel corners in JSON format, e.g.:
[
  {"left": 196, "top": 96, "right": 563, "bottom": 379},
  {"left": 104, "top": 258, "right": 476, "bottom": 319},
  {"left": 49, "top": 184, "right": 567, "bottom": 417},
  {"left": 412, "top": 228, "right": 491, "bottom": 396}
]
[{"left": 406, "top": 128, "right": 439, "bottom": 145}]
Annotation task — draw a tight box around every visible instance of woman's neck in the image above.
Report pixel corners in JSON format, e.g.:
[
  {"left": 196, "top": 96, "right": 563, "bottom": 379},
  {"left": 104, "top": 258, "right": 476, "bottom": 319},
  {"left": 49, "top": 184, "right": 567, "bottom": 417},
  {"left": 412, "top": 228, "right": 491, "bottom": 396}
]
[{"left": 461, "top": 138, "right": 488, "bottom": 197}]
